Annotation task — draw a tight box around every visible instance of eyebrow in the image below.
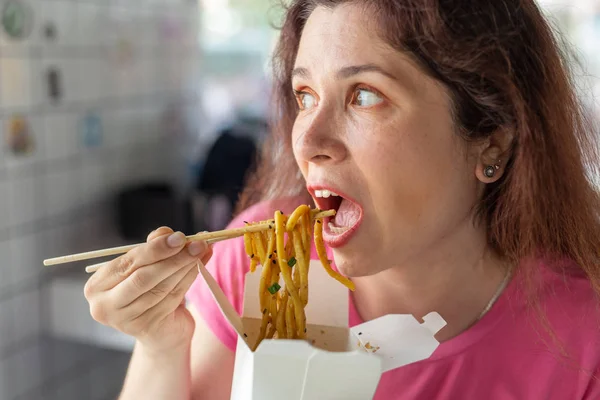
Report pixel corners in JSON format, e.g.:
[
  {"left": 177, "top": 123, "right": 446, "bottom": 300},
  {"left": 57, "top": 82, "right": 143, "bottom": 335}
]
[{"left": 291, "top": 64, "right": 397, "bottom": 81}]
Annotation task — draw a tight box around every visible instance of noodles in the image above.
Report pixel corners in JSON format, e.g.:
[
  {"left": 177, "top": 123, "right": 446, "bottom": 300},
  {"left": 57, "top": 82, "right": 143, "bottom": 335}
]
[
  {"left": 314, "top": 218, "right": 356, "bottom": 291},
  {"left": 243, "top": 205, "right": 355, "bottom": 350}
]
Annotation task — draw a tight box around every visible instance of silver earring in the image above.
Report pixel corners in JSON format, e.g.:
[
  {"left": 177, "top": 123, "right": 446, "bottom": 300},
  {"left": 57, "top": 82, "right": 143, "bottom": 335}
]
[{"left": 484, "top": 160, "right": 501, "bottom": 178}]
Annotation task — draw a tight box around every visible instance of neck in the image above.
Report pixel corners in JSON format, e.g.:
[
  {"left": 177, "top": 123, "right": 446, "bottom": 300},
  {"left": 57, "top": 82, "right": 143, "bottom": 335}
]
[{"left": 351, "top": 220, "right": 509, "bottom": 342}]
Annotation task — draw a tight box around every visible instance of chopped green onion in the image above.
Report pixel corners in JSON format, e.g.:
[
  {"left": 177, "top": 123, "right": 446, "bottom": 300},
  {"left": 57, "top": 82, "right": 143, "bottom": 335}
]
[
  {"left": 287, "top": 257, "right": 297, "bottom": 267},
  {"left": 268, "top": 283, "right": 281, "bottom": 294}
]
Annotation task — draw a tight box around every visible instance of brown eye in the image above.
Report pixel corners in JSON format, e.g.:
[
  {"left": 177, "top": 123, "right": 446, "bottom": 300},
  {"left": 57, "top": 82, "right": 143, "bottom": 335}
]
[
  {"left": 351, "top": 87, "right": 383, "bottom": 107},
  {"left": 294, "top": 90, "right": 317, "bottom": 111}
]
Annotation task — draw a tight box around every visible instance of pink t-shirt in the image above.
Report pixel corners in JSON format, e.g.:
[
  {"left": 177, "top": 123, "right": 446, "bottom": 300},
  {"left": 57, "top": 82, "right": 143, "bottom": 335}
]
[{"left": 187, "top": 197, "right": 600, "bottom": 399}]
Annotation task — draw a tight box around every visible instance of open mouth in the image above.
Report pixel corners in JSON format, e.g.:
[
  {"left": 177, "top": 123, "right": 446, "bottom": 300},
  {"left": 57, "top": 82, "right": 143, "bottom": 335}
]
[{"left": 311, "top": 188, "right": 363, "bottom": 248}]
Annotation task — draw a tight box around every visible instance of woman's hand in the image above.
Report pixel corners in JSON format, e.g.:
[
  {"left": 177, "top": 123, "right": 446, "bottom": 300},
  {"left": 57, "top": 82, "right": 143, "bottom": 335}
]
[{"left": 83, "top": 227, "right": 212, "bottom": 354}]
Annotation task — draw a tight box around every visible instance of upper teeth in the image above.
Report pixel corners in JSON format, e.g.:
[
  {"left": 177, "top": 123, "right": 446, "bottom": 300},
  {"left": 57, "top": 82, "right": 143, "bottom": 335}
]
[{"left": 315, "top": 190, "right": 339, "bottom": 198}]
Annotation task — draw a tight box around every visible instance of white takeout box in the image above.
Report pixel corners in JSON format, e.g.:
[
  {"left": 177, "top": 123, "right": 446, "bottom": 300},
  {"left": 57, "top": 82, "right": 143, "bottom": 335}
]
[{"left": 199, "top": 260, "right": 447, "bottom": 400}]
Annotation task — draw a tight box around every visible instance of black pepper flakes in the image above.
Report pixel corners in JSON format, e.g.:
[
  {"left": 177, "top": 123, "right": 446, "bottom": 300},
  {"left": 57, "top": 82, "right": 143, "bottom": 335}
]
[
  {"left": 358, "top": 332, "right": 363, "bottom": 335},
  {"left": 272, "top": 260, "right": 276, "bottom": 264},
  {"left": 244, "top": 333, "right": 248, "bottom": 338}
]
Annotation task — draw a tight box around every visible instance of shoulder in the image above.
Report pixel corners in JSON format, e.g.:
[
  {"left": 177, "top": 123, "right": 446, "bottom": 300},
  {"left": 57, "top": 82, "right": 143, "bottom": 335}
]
[
  {"left": 532, "top": 259, "right": 600, "bottom": 367},
  {"left": 535, "top": 259, "right": 599, "bottom": 314},
  {"left": 490, "top": 260, "right": 600, "bottom": 393}
]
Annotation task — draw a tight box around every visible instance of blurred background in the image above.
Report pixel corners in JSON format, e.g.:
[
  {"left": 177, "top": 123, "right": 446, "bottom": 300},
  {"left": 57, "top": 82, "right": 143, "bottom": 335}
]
[{"left": 0, "top": 0, "right": 597, "bottom": 399}]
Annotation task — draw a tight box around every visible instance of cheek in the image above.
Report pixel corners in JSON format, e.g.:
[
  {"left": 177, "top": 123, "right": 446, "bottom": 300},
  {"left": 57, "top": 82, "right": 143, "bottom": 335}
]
[{"left": 356, "top": 115, "right": 469, "bottom": 215}]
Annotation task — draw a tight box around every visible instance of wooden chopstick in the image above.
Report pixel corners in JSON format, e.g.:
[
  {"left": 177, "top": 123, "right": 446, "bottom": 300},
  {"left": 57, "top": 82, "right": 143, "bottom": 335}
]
[
  {"left": 85, "top": 261, "right": 111, "bottom": 274},
  {"left": 43, "top": 209, "right": 335, "bottom": 267},
  {"left": 84, "top": 235, "right": 224, "bottom": 274}
]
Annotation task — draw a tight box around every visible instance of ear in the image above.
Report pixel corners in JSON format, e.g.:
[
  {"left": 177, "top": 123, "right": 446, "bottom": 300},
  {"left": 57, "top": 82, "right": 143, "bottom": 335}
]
[{"left": 474, "top": 128, "right": 514, "bottom": 183}]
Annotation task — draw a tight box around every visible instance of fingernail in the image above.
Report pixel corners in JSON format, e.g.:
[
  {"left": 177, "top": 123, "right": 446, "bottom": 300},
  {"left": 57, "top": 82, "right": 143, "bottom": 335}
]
[
  {"left": 188, "top": 241, "right": 207, "bottom": 256},
  {"left": 167, "top": 232, "right": 185, "bottom": 248}
]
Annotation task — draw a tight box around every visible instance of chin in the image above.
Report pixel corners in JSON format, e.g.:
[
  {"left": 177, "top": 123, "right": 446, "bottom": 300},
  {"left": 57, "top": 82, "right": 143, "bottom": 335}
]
[{"left": 332, "top": 250, "right": 385, "bottom": 278}]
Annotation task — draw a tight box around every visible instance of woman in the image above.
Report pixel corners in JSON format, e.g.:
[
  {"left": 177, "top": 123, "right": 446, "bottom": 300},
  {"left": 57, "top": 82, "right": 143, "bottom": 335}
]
[{"left": 84, "top": 1, "right": 600, "bottom": 398}]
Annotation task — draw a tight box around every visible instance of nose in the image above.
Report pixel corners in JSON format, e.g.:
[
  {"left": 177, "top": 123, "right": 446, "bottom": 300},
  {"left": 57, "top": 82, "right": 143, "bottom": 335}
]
[{"left": 293, "top": 107, "right": 348, "bottom": 165}]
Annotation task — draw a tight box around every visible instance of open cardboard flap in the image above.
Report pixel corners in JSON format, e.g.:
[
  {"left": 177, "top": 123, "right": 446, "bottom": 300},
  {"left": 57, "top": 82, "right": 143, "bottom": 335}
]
[{"left": 199, "top": 260, "right": 447, "bottom": 400}]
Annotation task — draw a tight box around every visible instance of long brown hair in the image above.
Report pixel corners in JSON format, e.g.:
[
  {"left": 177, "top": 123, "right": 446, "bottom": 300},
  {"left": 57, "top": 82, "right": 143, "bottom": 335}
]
[{"left": 239, "top": 1, "right": 600, "bottom": 294}]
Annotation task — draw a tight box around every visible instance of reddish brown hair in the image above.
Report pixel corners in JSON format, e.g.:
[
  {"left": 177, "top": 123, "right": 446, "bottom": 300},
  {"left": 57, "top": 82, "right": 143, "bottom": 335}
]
[{"left": 239, "top": 1, "right": 600, "bottom": 294}]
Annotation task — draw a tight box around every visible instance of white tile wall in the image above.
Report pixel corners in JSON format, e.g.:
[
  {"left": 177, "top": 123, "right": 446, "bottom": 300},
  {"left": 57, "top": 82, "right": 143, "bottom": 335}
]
[
  {"left": 40, "top": 57, "right": 82, "bottom": 105},
  {"left": 7, "top": 174, "right": 37, "bottom": 227},
  {"left": 90, "top": 356, "right": 129, "bottom": 400},
  {"left": 0, "top": 241, "right": 13, "bottom": 294},
  {"left": 0, "top": 356, "right": 16, "bottom": 400},
  {"left": 0, "top": 1, "right": 37, "bottom": 56},
  {"left": 81, "top": 161, "right": 106, "bottom": 207},
  {"left": 44, "top": 168, "right": 82, "bottom": 217},
  {"left": 11, "top": 289, "right": 41, "bottom": 341},
  {"left": 136, "top": 9, "right": 159, "bottom": 47},
  {"left": 39, "top": 1, "right": 80, "bottom": 49},
  {"left": 42, "top": 225, "right": 73, "bottom": 264},
  {"left": 4, "top": 116, "right": 46, "bottom": 172},
  {"left": 101, "top": 109, "right": 128, "bottom": 148},
  {"left": 80, "top": 58, "right": 113, "bottom": 102},
  {"left": 0, "top": 0, "right": 201, "bottom": 398},
  {"left": 76, "top": 2, "right": 108, "bottom": 47},
  {"left": 0, "top": 117, "right": 6, "bottom": 169},
  {"left": 7, "top": 341, "right": 44, "bottom": 398},
  {"left": 0, "top": 295, "right": 14, "bottom": 352},
  {"left": 0, "top": 179, "right": 9, "bottom": 233},
  {"left": 9, "top": 234, "right": 41, "bottom": 287},
  {"left": 0, "top": 58, "right": 33, "bottom": 109},
  {"left": 43, "top": 112, "right": 79, "bottom": 161},
  {"left": 53, "top": 372, "right": 90, "bottom": 400}
]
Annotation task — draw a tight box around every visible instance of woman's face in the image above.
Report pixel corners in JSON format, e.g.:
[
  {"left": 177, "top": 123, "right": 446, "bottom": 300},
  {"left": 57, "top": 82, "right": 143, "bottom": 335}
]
[{"left": 292, "top": 4, "right": 486, "bottom": 277}]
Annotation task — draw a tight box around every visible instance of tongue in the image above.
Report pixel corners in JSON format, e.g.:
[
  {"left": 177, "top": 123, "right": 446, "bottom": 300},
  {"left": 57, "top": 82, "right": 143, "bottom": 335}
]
[{"left": 333, "top": 199, "right": 360, "bottom": 227}]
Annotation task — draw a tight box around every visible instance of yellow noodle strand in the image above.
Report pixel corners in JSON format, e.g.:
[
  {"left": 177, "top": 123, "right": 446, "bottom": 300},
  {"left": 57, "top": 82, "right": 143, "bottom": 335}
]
[
  {"left": 247, "top": 206, "right": 354, "bottom": 344},
  {"left": 275, "top": 211, "right": 305, "bottom": 337},
  {"left": 314, "top": 218, "right": 356, "bottom": 291}
]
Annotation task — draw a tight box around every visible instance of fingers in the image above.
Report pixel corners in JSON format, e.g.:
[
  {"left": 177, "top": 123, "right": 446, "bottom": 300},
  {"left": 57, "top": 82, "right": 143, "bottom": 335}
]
[
  {"left": 114, "top": 260, "right": 198, "bottom": 322},
  {"left": 90, "top": 230, "right": 188, "bottom": 292},
  {"left": 147, "top": 227, "right": 173, "bottom": 243},
  {"left": 124, "top": 262, "right": 200, "bottom": 337},
  {"left": 199, "top": 243, "right": 214, "bottom": 266},
  {"left": 110, "top": 239, "right": 209, "bottom": 306}
]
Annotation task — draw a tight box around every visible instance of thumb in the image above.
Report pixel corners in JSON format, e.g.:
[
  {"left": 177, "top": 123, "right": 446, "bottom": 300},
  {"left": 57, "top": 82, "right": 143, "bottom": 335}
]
[{"left": 147, "top": 227, "right": 174, "bottom": 243}]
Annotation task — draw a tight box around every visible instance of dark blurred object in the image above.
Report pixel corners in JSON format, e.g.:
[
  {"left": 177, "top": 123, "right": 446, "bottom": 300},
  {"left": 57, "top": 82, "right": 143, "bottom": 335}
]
[
  {"left": 198, "top": 130, "right": 257, "bottom": 206},
  {"left": 117, "top": 183, "right": 189, "bottom": 241},
  {"left": 194, "top": 127, "right": 258, "bottom": 231}
]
